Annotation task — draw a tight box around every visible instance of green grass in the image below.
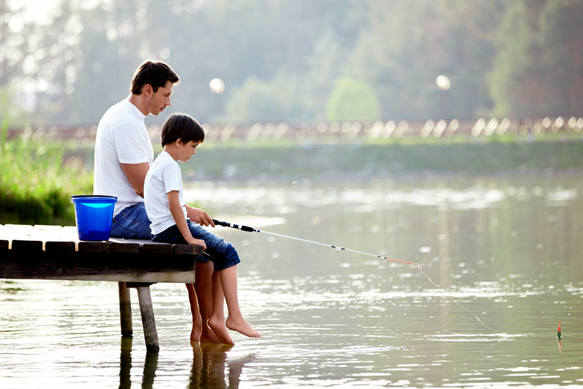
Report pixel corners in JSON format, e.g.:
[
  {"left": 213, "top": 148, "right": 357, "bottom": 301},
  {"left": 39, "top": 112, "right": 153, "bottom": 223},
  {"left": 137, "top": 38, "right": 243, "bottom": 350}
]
[{"left": 0, "top": 138, "right": 92, "bottom": 225}]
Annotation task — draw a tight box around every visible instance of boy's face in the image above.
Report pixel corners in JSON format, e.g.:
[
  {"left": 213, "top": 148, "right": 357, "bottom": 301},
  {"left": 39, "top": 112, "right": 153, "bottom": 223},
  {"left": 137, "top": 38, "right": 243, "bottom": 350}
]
[{"left": 176, "top": 140, "right": 201, "bottom": 162}]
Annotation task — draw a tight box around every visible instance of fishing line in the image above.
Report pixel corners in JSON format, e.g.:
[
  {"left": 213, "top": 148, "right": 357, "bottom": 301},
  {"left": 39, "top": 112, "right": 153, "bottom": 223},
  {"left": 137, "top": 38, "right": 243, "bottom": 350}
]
[
  {"left": 213, "top": 218, "right": 498, "bottom": 332},
  {"left": 212, "top": 219, "right": 423, "bottom": 269}
]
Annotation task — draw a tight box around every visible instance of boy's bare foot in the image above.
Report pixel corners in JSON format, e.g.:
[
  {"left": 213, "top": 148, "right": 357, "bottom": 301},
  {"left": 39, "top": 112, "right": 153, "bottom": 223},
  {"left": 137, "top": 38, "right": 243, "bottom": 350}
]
[
  {"left": 208, "top": 318, "right": 235, "bottom": 345},
  {"left": 201, "top": 342, "right": 234, "bottom": 353},
  {"left": 190, "top": 329, "right": 201, "bottom": 347},
  {"left": 191, "top": 323, "right": 202, "bottom": 344},
  {"left": 201, "top": 321, "right": 222, "bottom": 344},
  {"left": 226, "top": 316, "right": 261, "bottom": 338}
]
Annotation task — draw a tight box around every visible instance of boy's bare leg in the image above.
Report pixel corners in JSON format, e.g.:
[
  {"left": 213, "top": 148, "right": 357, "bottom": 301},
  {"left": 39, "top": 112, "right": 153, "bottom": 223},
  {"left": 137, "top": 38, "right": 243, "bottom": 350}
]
[
  {"left": 208, "top": 271, "right": 234, "bottom": 345},
  {"left": 221, "top": 266, "right": 261, "bottom": 338},
  {"left": 185, "top": 283, "right": 202, "bottom": 345},
  {"left": 194, "top": 261, "right": 221, "bottom": 343}
]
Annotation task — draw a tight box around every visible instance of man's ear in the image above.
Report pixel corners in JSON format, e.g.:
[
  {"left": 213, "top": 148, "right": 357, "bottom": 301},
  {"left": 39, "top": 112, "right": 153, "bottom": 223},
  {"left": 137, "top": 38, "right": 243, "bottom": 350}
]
[{"left": 142, "top": 84, "right": 153, "bottom": 97}]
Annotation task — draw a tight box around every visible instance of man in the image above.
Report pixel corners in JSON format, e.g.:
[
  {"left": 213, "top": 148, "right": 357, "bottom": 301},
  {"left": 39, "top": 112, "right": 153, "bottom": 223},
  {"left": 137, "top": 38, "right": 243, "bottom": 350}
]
[{"left": 93, "top": 60, "right": 219, "bottom": 344}]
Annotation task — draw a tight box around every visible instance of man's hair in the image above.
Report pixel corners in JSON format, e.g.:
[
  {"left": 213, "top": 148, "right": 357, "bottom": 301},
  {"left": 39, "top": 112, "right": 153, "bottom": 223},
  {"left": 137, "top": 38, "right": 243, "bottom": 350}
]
[
  {"left": 161, "top": 113, "right": 205, "bottom": 146},
  {"left": 131, "top": 60, "right": 179, "bottom": 95}
]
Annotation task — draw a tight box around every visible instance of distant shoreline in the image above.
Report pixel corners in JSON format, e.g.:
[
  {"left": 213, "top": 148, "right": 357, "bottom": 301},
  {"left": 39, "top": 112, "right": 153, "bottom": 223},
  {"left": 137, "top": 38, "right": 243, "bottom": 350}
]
[
  {"left": 180, "top": 139, "right": 583, "bottom": 181},
  {"left": 2, "top": 137, "right": 582, "bottom": 225},
  {"left": 54, "top": 136, "right": 583, "bottom": 180}
]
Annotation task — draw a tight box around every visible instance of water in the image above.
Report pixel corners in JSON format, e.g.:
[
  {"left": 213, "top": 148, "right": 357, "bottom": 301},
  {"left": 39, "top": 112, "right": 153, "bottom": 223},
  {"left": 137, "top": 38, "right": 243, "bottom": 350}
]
[{"left": 2, "top": 174, "right": 583, "bottom": 387}]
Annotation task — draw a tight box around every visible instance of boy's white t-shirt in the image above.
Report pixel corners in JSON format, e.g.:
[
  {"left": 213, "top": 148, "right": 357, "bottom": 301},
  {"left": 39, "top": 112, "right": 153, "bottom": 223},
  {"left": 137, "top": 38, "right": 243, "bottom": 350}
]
[
  {"left": 144, "top": 150, "right": 187, "bottom": 235},
  {"left": 93, "top": 98, "right": 154, "bottom": 216}
]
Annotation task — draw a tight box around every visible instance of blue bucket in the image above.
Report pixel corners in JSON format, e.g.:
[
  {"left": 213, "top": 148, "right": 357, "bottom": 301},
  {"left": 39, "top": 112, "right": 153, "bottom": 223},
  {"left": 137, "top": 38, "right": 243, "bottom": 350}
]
[{"left": 71, "top": 195, "right": 117, "bottom": 241}]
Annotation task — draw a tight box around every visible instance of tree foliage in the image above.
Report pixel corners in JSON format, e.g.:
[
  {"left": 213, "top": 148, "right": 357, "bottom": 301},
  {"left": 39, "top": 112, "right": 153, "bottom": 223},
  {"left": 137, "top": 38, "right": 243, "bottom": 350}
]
[
  {"left": 326, "top": 78, "right": 380, "bottom": 122},
  {"left": 1, "top": 0, "right": 582, "bottom": 125},
  {"left": 489, "top": 0, "right": 583, "bottom": 118}
]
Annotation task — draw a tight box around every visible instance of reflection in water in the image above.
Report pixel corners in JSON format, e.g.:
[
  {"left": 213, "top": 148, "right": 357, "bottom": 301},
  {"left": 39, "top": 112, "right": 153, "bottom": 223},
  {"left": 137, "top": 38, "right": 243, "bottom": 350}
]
[
  {"left": 119, "top": 337, "right": 158, "bottom": 389},
  {"left": 119, "top": 337, "right": 132, "bottom": 389},
  {"left": 189, "top": 343, "right": 255, "bottom": 389},
  {"left": 142, "top": 351, "right": 158, "bottom": 389},
  {"left": 117, "top": 337, "right": 254, "bottom": 389}
]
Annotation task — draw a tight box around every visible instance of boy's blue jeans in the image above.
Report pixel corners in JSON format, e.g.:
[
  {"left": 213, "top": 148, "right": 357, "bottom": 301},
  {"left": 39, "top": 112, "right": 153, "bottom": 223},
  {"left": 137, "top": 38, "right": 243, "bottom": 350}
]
[
  {"left": 153, "top": 220, "right": 241, "bottom": 271},
  {"left": 111, "top": 203, "right": 239, "bottom": 271}
]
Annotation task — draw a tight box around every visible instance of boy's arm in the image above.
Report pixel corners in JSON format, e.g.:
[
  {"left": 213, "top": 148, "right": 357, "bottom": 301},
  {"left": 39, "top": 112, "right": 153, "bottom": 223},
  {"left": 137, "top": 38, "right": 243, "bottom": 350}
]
[
  {"left": 167, "top": 191, "right": 207, "bottom": 250},
  {"left": 185, "top": 205, "right": 215, "bottom": 227}
]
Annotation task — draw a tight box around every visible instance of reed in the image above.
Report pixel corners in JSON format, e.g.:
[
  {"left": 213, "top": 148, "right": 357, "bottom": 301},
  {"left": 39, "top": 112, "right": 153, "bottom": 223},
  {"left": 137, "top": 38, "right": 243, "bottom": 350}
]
[{"left": 0, "top": 138, "right": 92, "bottom": 224}]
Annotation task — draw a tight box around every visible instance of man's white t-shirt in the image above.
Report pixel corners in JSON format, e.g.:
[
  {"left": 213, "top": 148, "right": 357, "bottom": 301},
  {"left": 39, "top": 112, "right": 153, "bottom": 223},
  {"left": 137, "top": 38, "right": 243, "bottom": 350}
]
[
  {"left": 93, "top": 98, "right": 154, "bottom": 216},
  {"left": 144, "top": 150, "right": 187, "bottom": 235}
]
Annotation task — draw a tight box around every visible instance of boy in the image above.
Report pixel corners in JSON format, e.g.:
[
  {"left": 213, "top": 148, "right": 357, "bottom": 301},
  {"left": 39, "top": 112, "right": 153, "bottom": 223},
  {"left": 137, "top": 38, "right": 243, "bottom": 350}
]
[{"left": 144, "top": 113, "right": 260, "bottom": 344}]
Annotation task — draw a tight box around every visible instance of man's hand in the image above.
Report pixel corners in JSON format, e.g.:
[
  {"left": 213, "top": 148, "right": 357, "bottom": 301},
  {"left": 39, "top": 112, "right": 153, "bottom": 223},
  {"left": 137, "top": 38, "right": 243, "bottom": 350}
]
[{"left": 186, "top": 206, "right": 215, "bottom": 227}]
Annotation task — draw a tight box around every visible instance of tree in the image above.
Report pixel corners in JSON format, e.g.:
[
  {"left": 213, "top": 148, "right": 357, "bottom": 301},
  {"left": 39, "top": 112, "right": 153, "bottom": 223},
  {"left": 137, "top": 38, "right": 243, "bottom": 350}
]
[
  {"left": 225, "top": 74, "right": 307, "bottom": 123},
  {"left": 538, "top": 0, "right": 583, "bottom": 116},
  {"left": 0, "top": 0, "right": 31, "bottom": 87},
  {"left": 169, "top": 0, "right": 364, "bottom": 123},
  {"left": 348, "top": 0, "right": 505, "bottom": 120},
  {"left": 5, "top": 0, "right": 583, "bottom": 126},
  {"left": 31, "top": 0, "right": 79, "bottom": 125},
  {"left": 489, "top": 0, "right": 583, "bottom": 118},
  {"left": 326, "top": 78, "right": 380, "bottom": 121}
]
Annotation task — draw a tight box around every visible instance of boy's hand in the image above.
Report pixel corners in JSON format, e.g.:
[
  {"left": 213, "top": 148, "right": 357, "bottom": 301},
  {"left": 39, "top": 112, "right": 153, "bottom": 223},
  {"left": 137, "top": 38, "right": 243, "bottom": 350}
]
[
  {"left": 186, "top": 206, "right": 215, "bottom": 227},
  {"left": 187, "top": 237, "right": 207, "bottom": 250}
]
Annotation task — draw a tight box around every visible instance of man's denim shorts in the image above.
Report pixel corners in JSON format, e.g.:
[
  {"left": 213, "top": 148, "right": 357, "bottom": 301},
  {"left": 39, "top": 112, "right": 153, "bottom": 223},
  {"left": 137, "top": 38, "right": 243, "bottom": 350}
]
[{"left": 110, "top": 203, "right": 152, "bottom": 239}]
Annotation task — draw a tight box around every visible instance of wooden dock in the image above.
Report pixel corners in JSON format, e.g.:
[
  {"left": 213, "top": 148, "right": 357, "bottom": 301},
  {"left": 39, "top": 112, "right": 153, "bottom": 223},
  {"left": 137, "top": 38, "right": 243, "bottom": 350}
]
[{"left": 0, "top": 224, "right": 204, "bottom": 352}]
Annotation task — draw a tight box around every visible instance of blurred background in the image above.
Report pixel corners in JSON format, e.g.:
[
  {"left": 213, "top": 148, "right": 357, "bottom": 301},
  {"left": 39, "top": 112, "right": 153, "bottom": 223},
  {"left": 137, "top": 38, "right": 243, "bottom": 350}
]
[
  {"left": 2, "top": 0, "right": 583, "bottom": 128},
  {"left": 2, "top": 0, "right": 583, "bottom": 228}
]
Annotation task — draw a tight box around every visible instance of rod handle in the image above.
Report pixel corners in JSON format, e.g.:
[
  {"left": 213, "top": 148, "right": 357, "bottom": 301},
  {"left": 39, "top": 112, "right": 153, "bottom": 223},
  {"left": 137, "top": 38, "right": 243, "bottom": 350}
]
[
  {"left": 212, "top": 219, "right": 230, "bottom": 227},
  {"left": 212, "top": 219, "right": 258, "bottom": 232}
]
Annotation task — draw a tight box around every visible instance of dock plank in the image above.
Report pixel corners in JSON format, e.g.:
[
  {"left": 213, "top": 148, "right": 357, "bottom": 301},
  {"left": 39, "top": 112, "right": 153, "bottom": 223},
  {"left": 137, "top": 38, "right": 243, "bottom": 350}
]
[
  {"left": 45, "top": 241, "right": 76, "bottom": 256},
  {"left": 141, "top": 243, "right": 173, "bottom": 256},
  {"left": 11, "top": 240, "right": 43, "bottom": 254},
  {"left": 0, "top": 224, "right": 203, "bottom": 282}
]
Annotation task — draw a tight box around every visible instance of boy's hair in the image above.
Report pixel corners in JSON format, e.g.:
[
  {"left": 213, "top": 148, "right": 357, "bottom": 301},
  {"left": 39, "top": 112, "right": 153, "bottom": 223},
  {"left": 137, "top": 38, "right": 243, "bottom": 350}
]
[
  {"left": 161, "top": 113, "right": 205, "bottom": 146},
  {"left": 131, "top": 60, "right": 179, "bottom": 95}
]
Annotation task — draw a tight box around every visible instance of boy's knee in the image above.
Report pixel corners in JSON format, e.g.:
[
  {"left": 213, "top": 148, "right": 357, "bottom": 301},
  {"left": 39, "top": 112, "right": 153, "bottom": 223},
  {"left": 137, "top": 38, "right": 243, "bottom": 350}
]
[
  {"left": 220, "top": 241, "right": 238, "bottom": 257},
  {"left": 195, "top": 261, "right": 214, "bottom": 278},
  {"left": 214, "top": 243, "right": 240, "bottom": 271}
]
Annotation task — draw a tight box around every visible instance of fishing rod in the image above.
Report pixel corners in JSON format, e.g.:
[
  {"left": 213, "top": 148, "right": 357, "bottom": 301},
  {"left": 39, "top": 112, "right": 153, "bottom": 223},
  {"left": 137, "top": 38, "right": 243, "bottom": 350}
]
[
  {"left": 212, "top": 219, "right": 423, "bottom": 270},
  {"left": 213, "top": 219, "right": 505, "bottom": 331},
  {"left": 212, "top": 219, "right": 508, "bottom": 331}
]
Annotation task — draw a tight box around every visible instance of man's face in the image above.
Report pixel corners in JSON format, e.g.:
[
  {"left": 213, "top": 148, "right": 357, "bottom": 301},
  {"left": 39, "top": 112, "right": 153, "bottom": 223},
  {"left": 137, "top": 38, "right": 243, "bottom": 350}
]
[{"left": 147, "top": 81, "right": 173, "bottom": 115}]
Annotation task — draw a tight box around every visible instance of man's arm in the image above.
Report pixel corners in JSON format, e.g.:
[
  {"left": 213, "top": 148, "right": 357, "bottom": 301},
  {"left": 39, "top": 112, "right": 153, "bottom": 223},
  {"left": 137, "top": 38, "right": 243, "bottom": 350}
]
[{"left": 120, "top": 162, "right": 149, "bottom": 197}]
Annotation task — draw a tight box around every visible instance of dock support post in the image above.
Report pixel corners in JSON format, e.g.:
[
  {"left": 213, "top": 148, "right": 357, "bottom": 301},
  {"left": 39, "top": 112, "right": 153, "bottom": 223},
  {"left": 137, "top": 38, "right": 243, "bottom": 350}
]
[
  {"left": 118, "top": 282, "right": 133, "bottom": 337},
  {"left": 136, "top": 286, "right": 160, "bottom": 353}
]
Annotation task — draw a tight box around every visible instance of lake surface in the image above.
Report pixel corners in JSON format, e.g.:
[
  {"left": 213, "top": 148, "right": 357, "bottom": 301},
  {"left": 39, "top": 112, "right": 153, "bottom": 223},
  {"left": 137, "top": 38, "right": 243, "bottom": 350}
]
[{"left": 2, "top": 174, "right": 583, "bottom": 388}]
